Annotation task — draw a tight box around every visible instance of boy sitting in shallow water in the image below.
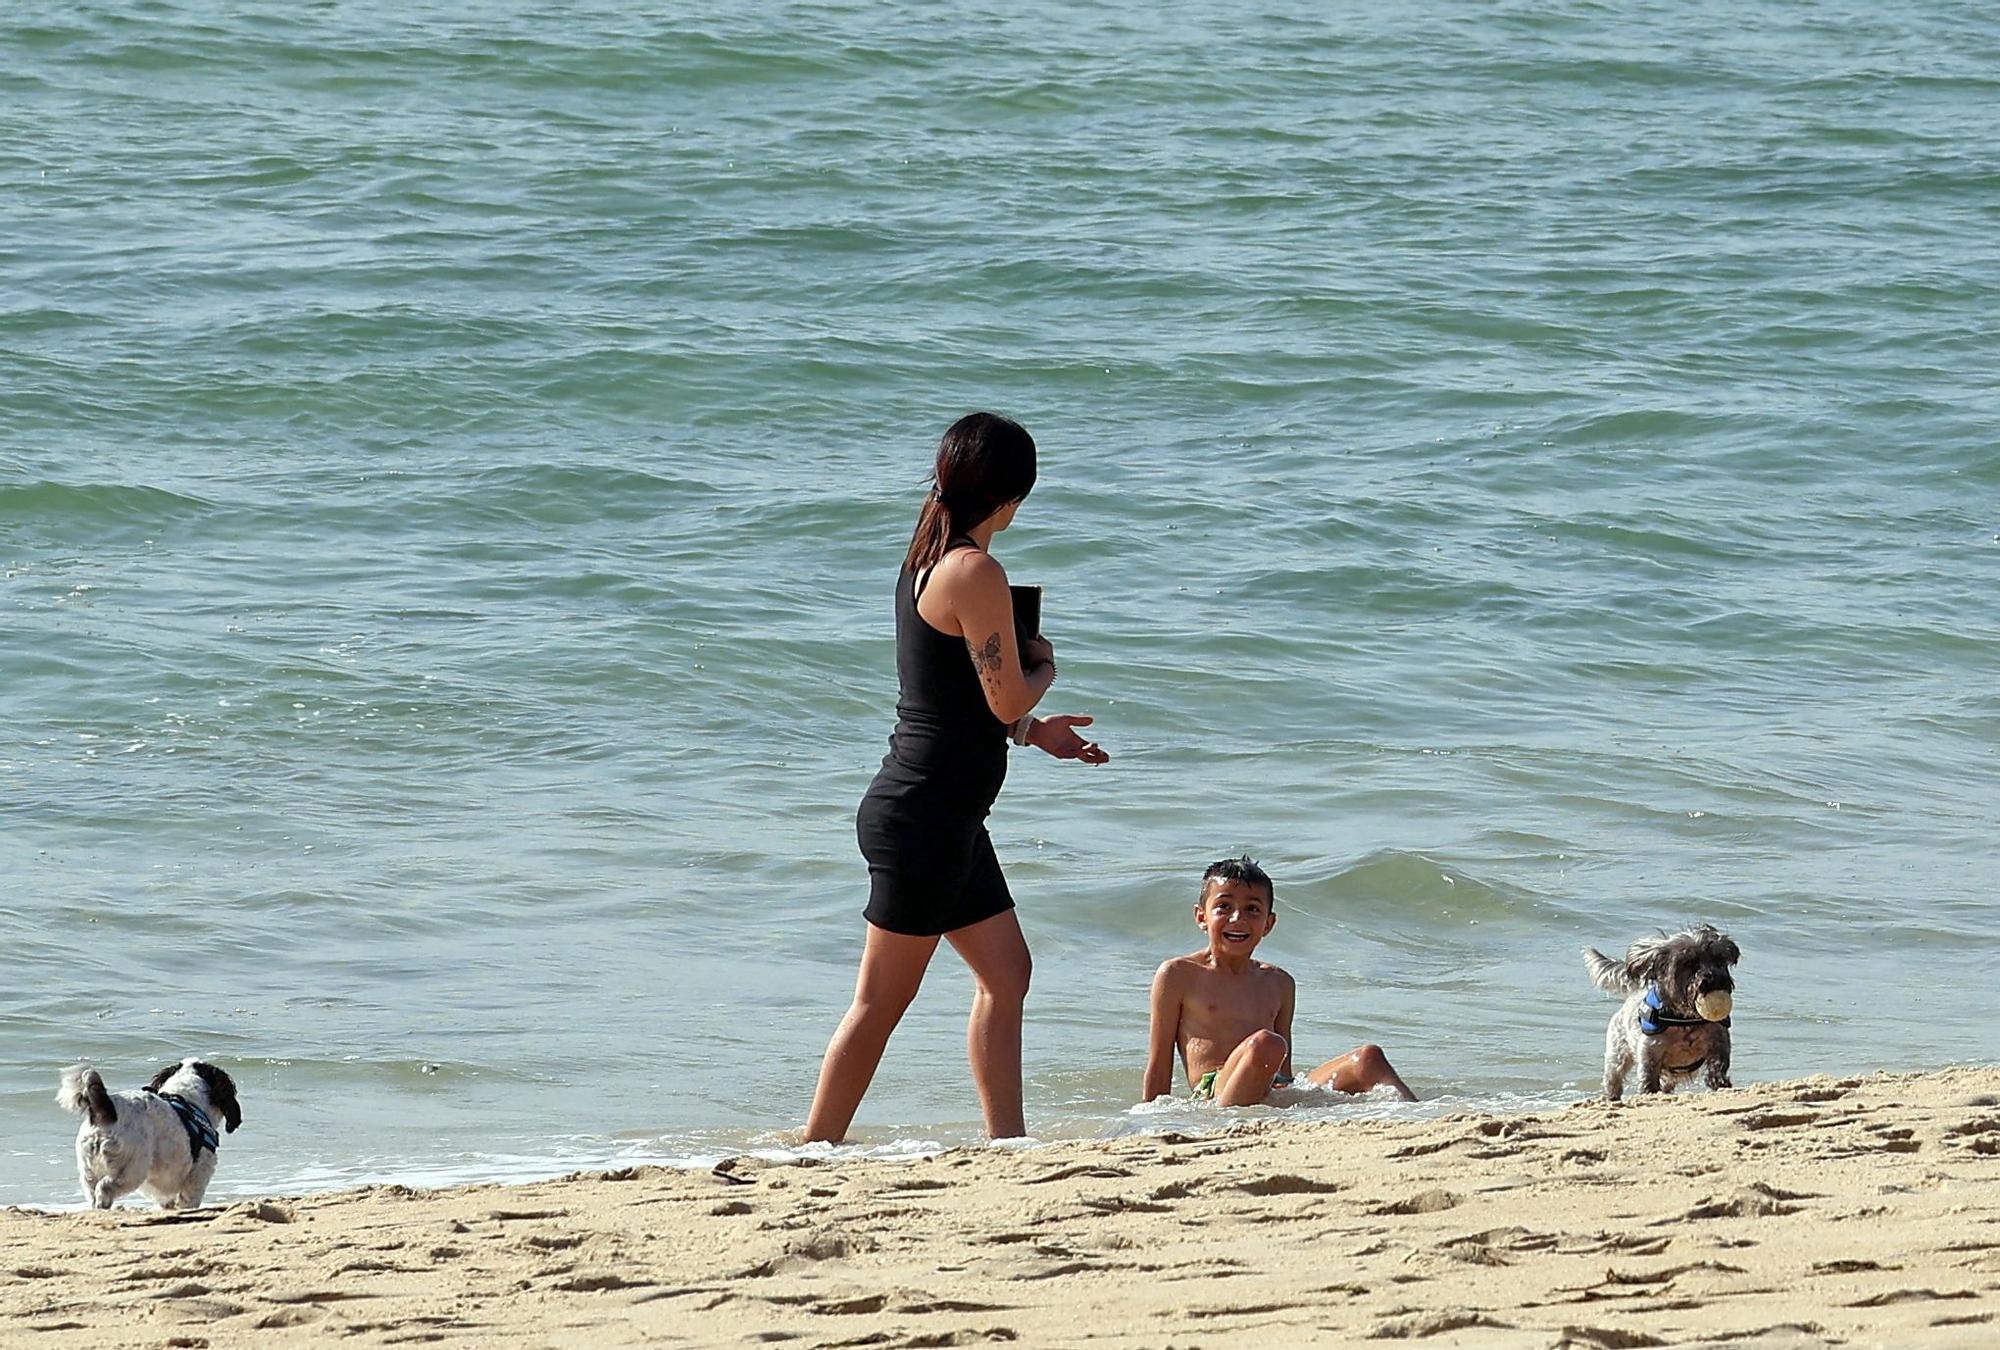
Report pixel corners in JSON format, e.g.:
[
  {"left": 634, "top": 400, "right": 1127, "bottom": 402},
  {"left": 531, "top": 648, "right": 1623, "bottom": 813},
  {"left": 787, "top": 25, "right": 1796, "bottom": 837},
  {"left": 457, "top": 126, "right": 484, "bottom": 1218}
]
[{"left": 1143, "top": 856, "right": 1417, "bottom": 1105}]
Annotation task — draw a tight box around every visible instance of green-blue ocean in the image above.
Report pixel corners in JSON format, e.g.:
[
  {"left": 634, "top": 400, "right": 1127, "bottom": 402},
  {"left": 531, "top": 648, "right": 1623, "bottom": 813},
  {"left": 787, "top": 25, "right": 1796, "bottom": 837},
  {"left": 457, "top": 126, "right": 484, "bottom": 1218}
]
[{"left": 5, "top": 1, "right": 1997, "bottom": 1204}]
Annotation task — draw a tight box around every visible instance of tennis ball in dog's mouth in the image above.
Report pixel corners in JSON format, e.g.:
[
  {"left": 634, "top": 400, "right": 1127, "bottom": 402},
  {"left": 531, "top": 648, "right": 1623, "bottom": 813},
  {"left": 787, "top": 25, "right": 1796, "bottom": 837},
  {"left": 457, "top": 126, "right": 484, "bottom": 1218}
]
[{"left": 1696, "top": 990, "right": 1733, "bottom": 1021}]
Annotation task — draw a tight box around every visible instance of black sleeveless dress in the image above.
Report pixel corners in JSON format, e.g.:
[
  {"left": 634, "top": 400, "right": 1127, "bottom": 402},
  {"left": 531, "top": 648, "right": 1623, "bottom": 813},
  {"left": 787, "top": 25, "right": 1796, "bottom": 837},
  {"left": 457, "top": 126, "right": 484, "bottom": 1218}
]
[{"left": 856, "top": 541, "right": 1012, "bottom": 936}]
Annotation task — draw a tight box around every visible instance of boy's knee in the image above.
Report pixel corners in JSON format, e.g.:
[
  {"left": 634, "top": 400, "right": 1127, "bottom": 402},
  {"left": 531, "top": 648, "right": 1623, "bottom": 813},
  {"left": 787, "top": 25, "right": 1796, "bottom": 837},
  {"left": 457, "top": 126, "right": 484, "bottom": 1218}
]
[
  {"left": 1247, "top": 1029, "right": 1288, "bottom": 1065},
  {"left": 1353, "top": 1043, "right": 1388, "bottom": 1072}
]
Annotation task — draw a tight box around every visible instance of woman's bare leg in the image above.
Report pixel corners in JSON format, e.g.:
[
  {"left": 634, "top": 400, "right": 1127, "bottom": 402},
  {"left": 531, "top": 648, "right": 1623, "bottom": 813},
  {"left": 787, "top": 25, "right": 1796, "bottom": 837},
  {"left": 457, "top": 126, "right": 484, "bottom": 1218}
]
[
  {"left": 803, "top": 925, "right": 940, "bottom": 1143},
  {"left": 1304, "top": 1043, "right": 1417, "bottom": 1100},
  {"left": 945, "top": 909, "right": 1032, "bottom": 1139}
]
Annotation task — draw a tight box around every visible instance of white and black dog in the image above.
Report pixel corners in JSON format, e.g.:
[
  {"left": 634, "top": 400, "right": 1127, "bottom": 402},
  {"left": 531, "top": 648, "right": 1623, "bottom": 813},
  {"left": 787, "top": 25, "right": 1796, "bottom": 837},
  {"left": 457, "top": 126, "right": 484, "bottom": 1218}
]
[
  {"left": 1583, "top": 925, "right": 1739, "bottom": 1100},
  {"left": 56, "top": 1059, "right": 243, "bottom": 1209}
]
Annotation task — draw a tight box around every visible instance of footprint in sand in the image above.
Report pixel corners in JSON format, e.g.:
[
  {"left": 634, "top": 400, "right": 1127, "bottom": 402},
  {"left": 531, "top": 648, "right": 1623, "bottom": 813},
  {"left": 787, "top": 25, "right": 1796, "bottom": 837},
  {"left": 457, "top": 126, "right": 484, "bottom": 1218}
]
[
  {"left": 1367, "top": 1310, "right": 1507, "bottom": 1339},
  {"left": 519, "top": 1233, "right": 585, "bottom": 1251},
  {"left": 1430, "top": 1240, "right": 1510, "bottom": 1267},
  {"left": 1705, "top": 1322, "right": 1833, "bottom": 1344},
  {"left": 1013, "top": 1259, "right": 1104, "bottom": 1281},
  {"left": 1595, "top": 1259, "right": 1747, "bottom": 1287},
  {"left": 1661, "top": 1180, "right": 1813, "bottom": 1224},
  {"left": 149, "top": 1294, "right": 247, "bottom": 1321},
  {"left": 1811, "top": 1258, "right": 1896, "bottom": 1275},
  {"left": 1181, "top": 1300, "right": 1290, "bottom": 1321},
  {"left": 736, "top": 1229, "right": 878, "bottom": 1278},
  {"left": 262, "top": 1289, "right": 372, "bottom": 1305},
  {"left": 1671, "top": 1193, "right": 1799, "bottom": 1222},
  {"left": 1226, "top": 1174, "right": 1345, "bottom": 1197},
  {"left": 153, "top": 1282, "right": 212, "bottom": 1299},
  {"left": 892, "top": 1298, "right": 1013, "bottom": 1314},
  {"left": 328, "top": 1259, "right": 426, "bottom": 1276},
  {"left": 1022, "top": 1164, "right": 1133, "bottom": 1185},
  {"left": 119, "top": 1265, "right": 217, "bottom": 1282},
  {"left": 806, "top": 1292, "right": 891, "bottom": 1315},
  {"left": 1944, "top": 1117, "right": 2000, "bottom": 1138},
  {"left": 1475, "top": 1118, "right": 1577, "bottom": 1142},
  {"left": 1079, "top": 1194, "right": 1172, "bottom": 1214},
  {"left": 221, "top": 1200, "right": 293, "bottom": 1225},
  {"left": 1368, "top": 1188, "right": 1460, "bottom": 1216},
  {"left": 1845, "top": 1287, "right": 1978, "bottom": 1308},
  {"left": 1455, "top": 1225, "right": 1559, "bottom": 1254},
  {"left": 1554, "top": 1328, "right": 1669, "bottom": 1349}
]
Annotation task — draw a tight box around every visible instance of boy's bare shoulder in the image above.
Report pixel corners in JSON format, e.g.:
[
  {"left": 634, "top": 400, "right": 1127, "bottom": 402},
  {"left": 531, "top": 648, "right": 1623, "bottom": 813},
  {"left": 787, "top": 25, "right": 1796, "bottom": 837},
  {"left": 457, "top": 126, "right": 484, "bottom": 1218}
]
[
  {"left": 1154, "top": 952, "right": 1209, "bottom": 981},
  {"left": 1256, "top": 960, "right": 1296, "bottom": 988}
]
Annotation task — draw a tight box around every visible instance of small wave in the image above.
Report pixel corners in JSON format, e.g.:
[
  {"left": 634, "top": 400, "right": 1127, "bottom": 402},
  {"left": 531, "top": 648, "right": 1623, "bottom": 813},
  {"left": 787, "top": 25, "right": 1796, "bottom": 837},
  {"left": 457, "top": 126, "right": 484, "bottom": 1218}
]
[
  {"left": 0, "top": 479, "right": 212, "bottom": 530},
  {"left": 1287, "top": 849, "right": 1549, "bottom": 929}
]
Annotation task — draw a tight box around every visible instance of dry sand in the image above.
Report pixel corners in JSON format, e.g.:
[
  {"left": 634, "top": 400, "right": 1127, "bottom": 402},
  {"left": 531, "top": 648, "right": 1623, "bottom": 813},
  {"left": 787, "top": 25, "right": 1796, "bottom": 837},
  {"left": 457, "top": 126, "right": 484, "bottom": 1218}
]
[{"left": 6, "top": 1068, "right": 1998, "bottom": 1348}]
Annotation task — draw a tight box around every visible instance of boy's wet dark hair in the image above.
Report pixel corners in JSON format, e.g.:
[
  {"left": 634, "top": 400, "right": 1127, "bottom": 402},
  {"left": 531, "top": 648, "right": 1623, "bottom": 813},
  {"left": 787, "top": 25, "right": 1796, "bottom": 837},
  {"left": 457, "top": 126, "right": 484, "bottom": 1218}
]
[{"left": 1199, "top": 854, "right": 1274, "bottom": 905}]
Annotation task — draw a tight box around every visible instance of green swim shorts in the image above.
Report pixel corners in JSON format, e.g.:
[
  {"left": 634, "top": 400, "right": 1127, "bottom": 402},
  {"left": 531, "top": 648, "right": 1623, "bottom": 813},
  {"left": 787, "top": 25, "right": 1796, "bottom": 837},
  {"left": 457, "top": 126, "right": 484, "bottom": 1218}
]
[{"left": 1191, "top": 1070, "right": 1294, "bottom": 1101}]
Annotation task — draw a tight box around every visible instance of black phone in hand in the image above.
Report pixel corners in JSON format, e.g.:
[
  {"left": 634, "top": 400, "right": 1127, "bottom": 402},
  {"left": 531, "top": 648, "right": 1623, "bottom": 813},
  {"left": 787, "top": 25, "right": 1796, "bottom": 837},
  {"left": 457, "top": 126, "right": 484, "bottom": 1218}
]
[{"left": 1010, "top": 584, "right": 1042, "bottom": 651}]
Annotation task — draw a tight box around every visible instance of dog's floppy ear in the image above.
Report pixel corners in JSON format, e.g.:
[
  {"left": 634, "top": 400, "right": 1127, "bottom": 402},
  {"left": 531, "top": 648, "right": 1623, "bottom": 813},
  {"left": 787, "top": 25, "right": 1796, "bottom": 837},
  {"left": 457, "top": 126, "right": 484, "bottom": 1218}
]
[
  {"left": 1620, "top": 933, "right": 1672, "bottom": 987},
  {"left": 192, "top": 1062, "right": 243, "bottom": 1133},
  {"left": 1688, "top": 922, "right": 1738, "bottom": 964},
  {"left": 146, "top": 1062, "right": 183, "bottom": 1094}
]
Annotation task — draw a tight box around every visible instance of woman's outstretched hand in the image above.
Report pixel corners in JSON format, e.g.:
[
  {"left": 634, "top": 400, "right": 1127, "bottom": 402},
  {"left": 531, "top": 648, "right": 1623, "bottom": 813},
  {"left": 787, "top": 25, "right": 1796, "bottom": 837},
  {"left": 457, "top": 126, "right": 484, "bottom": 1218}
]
[{"left": 1028, "top": 714, "right": 1109, "bottom": 764}]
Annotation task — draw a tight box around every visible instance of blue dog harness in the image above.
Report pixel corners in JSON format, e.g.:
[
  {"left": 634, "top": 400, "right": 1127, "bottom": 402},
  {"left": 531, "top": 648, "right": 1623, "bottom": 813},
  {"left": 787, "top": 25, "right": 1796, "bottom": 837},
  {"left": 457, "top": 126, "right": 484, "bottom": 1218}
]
[
  {"left": 1639, "top": 986, "right": 1730, "bottom": 1036},
  {"left": 149, "top": 1090, "right": 219, "bottom": 1164}
]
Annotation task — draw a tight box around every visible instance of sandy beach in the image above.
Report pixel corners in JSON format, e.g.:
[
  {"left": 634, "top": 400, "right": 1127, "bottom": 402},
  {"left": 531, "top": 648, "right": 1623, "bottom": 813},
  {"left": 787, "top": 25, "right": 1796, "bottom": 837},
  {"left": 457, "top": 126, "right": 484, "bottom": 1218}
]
[{"left": 6, "top": 1068, "right": 1997, "bottom": 1348}]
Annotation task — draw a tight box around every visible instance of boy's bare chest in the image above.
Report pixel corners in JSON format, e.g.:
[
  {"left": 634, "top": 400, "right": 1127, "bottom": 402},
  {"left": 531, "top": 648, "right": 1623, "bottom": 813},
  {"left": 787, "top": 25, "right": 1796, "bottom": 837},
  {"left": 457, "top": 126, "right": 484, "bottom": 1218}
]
[{"left": 1182, "top": 979, "right": 1282, "bottom": 1038}]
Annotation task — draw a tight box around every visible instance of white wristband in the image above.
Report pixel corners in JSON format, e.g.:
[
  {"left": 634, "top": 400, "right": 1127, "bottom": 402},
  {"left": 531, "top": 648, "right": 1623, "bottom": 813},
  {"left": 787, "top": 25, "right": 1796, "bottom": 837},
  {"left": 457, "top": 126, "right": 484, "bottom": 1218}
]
[{"left": 1009, "top": 714, "right": 1035, "bottom": 747}]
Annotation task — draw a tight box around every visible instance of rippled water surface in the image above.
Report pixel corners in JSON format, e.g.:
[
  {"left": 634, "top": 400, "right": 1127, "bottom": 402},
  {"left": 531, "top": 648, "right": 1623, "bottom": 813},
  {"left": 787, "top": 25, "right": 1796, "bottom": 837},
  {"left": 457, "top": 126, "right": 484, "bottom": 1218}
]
[{"left": 4, "top": 1, "right": 1997, "bottom": 1203}]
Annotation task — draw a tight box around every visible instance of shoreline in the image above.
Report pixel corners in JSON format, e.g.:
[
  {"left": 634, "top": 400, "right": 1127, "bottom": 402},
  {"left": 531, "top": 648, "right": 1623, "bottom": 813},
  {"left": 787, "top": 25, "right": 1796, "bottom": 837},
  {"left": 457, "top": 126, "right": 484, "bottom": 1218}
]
[
  {"left": 6, "top": 1067, "right": 1997, "bottom": 1347},
  {"left": 7, "top": 1080, "right": 1586, "bottom": 1215}
]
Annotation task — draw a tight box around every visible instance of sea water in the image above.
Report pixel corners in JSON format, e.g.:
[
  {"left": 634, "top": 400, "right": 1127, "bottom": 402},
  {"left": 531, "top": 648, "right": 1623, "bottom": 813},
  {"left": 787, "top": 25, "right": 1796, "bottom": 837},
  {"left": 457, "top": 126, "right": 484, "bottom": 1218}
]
[{"left": 4, "top": 1, "right": 1997, "bottom": 1205}]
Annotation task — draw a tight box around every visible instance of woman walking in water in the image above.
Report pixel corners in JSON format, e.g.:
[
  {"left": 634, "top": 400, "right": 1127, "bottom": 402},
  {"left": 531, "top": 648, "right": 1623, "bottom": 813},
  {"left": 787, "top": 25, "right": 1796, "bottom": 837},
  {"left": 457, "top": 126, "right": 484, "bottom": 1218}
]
[{"left": 805, "top": 413, "right": 1109, "bottom": 1143}]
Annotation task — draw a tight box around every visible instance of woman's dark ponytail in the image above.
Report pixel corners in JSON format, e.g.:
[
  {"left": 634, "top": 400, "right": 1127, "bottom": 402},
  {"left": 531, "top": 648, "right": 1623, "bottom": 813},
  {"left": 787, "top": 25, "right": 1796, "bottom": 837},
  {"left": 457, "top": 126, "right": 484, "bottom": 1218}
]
[
  {"left": 904, "top": 413, "right": 1037, "bottom": 573},
  {"left": 905, "top": 488, "right": 954, "bottom": 576}
]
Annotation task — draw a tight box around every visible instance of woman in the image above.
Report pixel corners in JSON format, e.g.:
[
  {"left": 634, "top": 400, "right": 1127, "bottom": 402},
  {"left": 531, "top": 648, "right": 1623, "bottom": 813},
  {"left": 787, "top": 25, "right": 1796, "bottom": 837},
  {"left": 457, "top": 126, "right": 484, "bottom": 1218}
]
[{"left": 804, "top": 412, "right": 1109, "bottom": 1143}]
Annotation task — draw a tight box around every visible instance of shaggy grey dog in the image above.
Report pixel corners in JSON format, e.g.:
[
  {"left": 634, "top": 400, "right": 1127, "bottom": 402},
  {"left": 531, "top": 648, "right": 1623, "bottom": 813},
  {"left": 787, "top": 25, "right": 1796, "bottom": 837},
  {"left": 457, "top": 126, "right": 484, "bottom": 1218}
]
[
  {"left": 56, "top": 1059, "right": 243, "bottom": 1209},
  {"left": 1583, "top": 924, "right": 1739, "bottom": 1101}
]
